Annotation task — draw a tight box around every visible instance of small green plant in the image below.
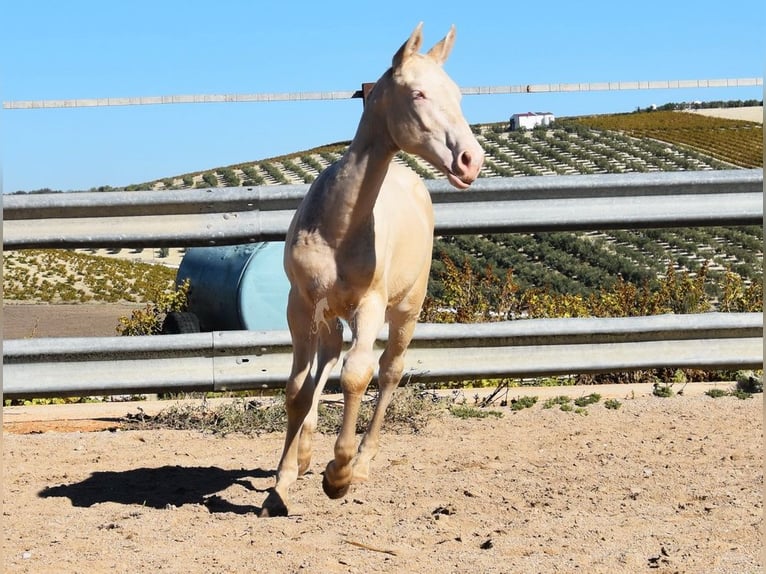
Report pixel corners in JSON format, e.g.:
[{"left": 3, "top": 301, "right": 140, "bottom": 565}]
[
  {"left": 574, "top": 393, "right": 601, "bottom": 407},
  {"left": 604, "top": 398, "right": 622, "bottom": 410},
  {"left": 543, "top": 395, "right": 572, "bottom": 409},
  {"left": 449, "top": 404, "right": 503, "bottom": 420},
  {"left": 509, "top": 395, "right": 538, "bottom": 411},
  {"left": 701, "top": 386, "right": 755, "bottom": 400},
  {"left": 652, "top": 382, "right": 674, "bottom": 398}
]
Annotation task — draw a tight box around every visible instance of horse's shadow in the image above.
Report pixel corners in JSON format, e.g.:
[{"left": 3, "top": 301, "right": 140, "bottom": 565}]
[{"left": 39, "top": 465, "right": 275, "bottom": 515}]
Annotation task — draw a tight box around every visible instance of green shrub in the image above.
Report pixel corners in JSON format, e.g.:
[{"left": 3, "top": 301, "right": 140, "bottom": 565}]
[
  {"left": 543, "top": 395, "right": 572, "bottom": 409},
  {"left": 220, "top": 168, "right": 240, "bottom": 187},
  {"left": 652, "top": 382, "right": 674, "bottom": 398},
  {"left": 736, "top": 370, "right": 763, "bottom": 393},
  {"left": 117, "top": 279, "right": 191, "bottom": 336},
  {"left": 202, "top": 172, "right": 218, "bottom": 187},
  {"left": 574, "top": 393, "right": 601, "bottom": 407},
  {"left": 509, "top": 395, "right": 538, "bottom": 411}
]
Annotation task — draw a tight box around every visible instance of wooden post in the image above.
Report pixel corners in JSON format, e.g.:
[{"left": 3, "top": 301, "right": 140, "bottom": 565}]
[{"left": 352, "top": 83, "right": 377, "bottom": 107}]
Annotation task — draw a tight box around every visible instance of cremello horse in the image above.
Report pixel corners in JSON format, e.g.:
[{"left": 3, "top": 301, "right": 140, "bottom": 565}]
[{"left": 261, "top": 23, "right": 484, "bottom": 516}]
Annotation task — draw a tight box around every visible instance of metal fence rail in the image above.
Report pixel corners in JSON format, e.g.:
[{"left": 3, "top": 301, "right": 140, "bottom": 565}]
[
  {"left": 3, "top": 169, "right": 762, "bottom": 249},
  {"left": 4, "top": 77, "right": 762, "bottom": 109},
  {"left": 3, "top": 313, "right": 762, "bottom": 399},
  {"left": 2, "top": 169, "right": 763, "bottom": 399}
]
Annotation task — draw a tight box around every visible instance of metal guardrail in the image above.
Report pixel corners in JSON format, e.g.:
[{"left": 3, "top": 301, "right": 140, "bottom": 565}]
[
  {"left": 3, "top": 313, "right": 762, "bottom": 399},
  {"left": 3, "top": 170, "right": 763, "bottom": 249},
  {"left": 2, "top": 170, "right": 763, "bottom": 399}
]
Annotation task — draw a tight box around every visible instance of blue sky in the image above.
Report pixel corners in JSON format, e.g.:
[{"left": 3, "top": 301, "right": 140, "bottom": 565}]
[{"left": 1, "top": 0, "right": 763, "bottom": 193}]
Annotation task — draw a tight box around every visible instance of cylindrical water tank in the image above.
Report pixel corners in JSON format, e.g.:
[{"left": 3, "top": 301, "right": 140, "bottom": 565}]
[{"left": 175, "top": 242, "right": 289, "bottom": 331}]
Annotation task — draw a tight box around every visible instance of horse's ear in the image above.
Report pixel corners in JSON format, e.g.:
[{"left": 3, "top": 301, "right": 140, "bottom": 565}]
[
  {"left": 392, "top": 22, "right": 424, "bottom": 70},
  {"left": 426, "top": 25, "right": 455, "bottom": 65}
]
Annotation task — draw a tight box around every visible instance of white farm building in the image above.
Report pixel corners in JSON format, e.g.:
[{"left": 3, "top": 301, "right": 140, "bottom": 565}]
[{"left": 510, "top": 111, "right": 555, "bottom": 131}]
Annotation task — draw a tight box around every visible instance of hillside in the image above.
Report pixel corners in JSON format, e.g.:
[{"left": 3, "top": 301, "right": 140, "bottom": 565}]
[
  {"left": 150, "top": 108, "right": 762, "bottom": 300},
  {"left": 569, "top": 110, "right": 762, "bottom": 168},
  {"left": 3, "top": 108, "right": 763, "bottom": 309},
  {"left": 123, "top": 107, "right": 761, "bottom": 191}
]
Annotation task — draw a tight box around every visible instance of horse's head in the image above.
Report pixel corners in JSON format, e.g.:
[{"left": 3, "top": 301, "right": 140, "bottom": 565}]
[{"left": 384, "top": 23, "right": 484, "bottom": 190}]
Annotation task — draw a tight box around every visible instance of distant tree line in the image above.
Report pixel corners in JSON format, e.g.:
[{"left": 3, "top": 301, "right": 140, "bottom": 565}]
[
  {"left": 10, "top": 185, "right": 123, "bottom": 195},
  {"left": 10, "top": 188, "right": 65, "bottom": 195},
  {"left": 636, "top": 99, "right": 762, "bottom": 113}
]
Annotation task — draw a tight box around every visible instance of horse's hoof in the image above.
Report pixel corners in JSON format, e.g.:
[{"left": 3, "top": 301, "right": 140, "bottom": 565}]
[
  {"left": 322, "top": 473, "right": 350, "bottom": 500},
  {"left": 260, "top": 489, "right": 288, "bottom": 517}
]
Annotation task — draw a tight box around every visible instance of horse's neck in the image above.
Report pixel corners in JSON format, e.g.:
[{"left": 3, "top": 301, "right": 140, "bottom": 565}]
[{"left": 321, "top": 104, "right": 397, "bottom": 242}]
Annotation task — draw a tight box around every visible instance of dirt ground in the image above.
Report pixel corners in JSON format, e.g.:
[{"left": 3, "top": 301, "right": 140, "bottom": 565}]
[
  {"left": 3, "top": 305, "right": 764, "bottom": 573},
  {"left": 3, "top": 303, "right": 143, "bottom": 339},
  {"left": 2, "top": 393, "right": 763, "bottom": 574}
]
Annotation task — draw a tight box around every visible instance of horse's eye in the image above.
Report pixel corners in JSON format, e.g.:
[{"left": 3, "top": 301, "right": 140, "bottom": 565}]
[{"left": 412, "top": 90, "right": 426, "bottom": 100}]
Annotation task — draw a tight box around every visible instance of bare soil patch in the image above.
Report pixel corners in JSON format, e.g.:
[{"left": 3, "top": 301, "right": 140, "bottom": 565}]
[
  {"left": 3, "top": 395, "right": 762, "bottom": 573},
  {"left": 3, "top": 303, "right": 143, "bottom": 339},
  {"left": 683, "top": 106, "right": 763, "bottom": 124}
]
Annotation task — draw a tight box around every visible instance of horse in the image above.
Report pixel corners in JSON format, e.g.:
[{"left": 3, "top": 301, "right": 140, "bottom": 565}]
[{"left": 261, "top": 22, "right": 484, "bottom": 517}]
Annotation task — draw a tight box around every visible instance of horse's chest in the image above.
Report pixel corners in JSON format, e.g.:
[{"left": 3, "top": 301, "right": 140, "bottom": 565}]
[{"left": 288, "top": 230, "right": 378, "bottom": 297}]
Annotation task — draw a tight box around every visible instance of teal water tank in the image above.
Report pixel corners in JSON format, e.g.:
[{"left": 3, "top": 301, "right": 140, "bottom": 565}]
[{"left": 176, "top": 243, "right": 290, "bottom": 331}]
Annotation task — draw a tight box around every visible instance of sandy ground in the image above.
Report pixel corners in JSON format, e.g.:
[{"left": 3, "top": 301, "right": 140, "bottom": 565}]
[
  {"left": 3, "top": 305, "right": 763, "bottom": 572},
  {"left": 2, "top": 394, "right": 763, "bottom": 574}
]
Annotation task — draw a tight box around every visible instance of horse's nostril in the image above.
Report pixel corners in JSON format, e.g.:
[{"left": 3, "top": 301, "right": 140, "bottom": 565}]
[{"left": 461, "top": 150, "right": 472, "bottom": 169}]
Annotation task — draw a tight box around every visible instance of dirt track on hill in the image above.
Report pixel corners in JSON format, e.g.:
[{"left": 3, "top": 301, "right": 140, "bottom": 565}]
[{"left": 3, "top": 394, "right": 763, "bottom": 573}]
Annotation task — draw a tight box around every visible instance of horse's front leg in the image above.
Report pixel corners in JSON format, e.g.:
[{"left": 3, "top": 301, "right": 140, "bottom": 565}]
[
  {"left": 351, "top": 309, "right": 417, "bottom": 483},
  {"left": 322, "top": 299, "right": 386, "bottom": 499}
]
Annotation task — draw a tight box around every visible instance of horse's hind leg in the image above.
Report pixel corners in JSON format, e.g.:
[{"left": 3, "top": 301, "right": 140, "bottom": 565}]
[
  {"left": 261, "top": 289, "right": 318, "bottom": 517},
  {"left": 298, "top": 317, "right": 343, "bottom": 476}
]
